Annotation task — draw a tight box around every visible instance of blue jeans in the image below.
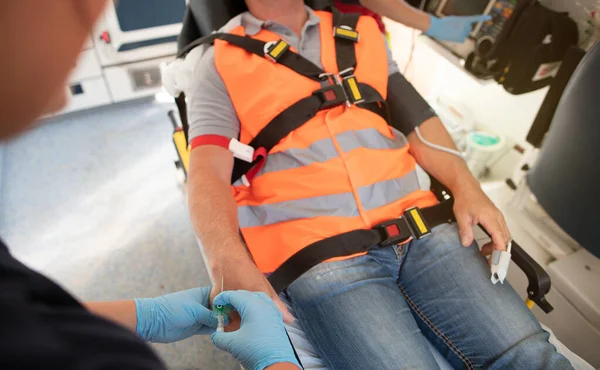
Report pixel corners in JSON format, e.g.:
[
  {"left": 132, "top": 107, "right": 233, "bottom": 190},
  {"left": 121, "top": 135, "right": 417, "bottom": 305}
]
[{"left": 284, "top": 224, "right": 572, "bottom": 370}]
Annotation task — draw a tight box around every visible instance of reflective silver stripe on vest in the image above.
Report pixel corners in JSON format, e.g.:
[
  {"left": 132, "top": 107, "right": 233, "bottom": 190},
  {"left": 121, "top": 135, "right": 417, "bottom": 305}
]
[
  {"left": 233, "top": 138, "right": 338, "bottom": 186},
  {"left": 261, "top": 136, "right": 339, "bottom": 175},
  {"left": 238, "top": 192, "right": 359, "bottom": 228},
  {"left": 238, "top": 170, "right": 421, "bottom": 228},
  {"left": 240, "top": 128, "right": 408, "bottom": 184},
  {"left": 358, "top": 172, "right": 421, "bottom": 211},
  {"left": 233, "top": 136, "right": 339, "bottom": 186},
  {"left": 336, "top": 127, "right": 408, "bottom": 153}
]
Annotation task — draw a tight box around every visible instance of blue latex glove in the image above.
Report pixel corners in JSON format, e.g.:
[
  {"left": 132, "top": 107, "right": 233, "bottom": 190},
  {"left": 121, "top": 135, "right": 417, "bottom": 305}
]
[
  {"left": 134, "top": 286, "right": 219, "bottom": 343},
  {"left": 426, "top": 14, "right": 492, "bottom": 43},
  {"left": 211, "top": 291, "right": 301, "bottom": 370}
]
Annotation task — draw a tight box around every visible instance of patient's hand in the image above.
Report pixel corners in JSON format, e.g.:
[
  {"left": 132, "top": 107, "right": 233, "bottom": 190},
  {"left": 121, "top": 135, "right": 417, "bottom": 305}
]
[
  {"left": 209, "top": 261, "right": 294, "bottom": 332},
  {"left": 452, "top": 179, "right": 511, "bottom": 255}
]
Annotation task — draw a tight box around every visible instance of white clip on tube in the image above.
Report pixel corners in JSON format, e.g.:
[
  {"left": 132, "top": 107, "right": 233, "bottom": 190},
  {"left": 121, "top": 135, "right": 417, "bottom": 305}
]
[
  {"left": 228, "top": 138, "right": 254, "bottom": 163},
  {"left": 491, "top": 241, "right": 512, "bottom": 284}
]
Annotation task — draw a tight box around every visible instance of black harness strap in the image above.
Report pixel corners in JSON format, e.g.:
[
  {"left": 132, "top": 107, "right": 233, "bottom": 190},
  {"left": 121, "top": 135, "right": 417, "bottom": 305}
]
[
  {"left": 177, "top": 18, "right": 389, "bottom": 185},
  {"left": 268, "top": 229, "right": 381, "bottom": 293},
  {"left": 332, "top": 8, "right": 360, "bottom": 72},
  {"left": 231, "top": 83, "right": 388, "bottom": 183},
  {"left": 268, "top": 200, "right": 455, "bottom": 293},
  {"left": 174, "top": 94, "right": 189, "bottom": 144},
  {"left": 231, "top": 95, "right": 320, "bottom": 183},
  {"left": 180, "top": 32, "right": 388, "bottom": 184},
  {"left": 178, "top": 33, "right": 325, "bottom": 82}
]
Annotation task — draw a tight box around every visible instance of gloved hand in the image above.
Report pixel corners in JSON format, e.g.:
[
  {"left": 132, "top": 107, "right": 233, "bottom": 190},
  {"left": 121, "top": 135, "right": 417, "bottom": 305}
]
[
  {"left": 211, "top": 291, "right": 301, "bottom": 370},
  {"left": 425, "top": 14, "right": 492, "bottom": 43},
  {"left": 134, "top": 286, "right": 219, "bottom": 343}
]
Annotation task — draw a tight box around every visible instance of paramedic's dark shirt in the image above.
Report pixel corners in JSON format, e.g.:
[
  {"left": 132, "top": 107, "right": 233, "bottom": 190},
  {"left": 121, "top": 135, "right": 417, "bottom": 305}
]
[{"left": 0, "top": 238, "right": 165, "bottom": 369}]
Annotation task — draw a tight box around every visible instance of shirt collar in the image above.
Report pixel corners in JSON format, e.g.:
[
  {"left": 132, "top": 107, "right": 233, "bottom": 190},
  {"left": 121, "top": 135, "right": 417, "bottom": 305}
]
[{"left": 241, "top": 5, "right": 321, "bottom": 36}]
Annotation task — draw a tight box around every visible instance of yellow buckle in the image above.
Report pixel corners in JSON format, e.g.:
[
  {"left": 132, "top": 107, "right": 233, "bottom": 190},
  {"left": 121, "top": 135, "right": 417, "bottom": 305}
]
[
  {"left": 333, "top": 26, "right": 360, "bottom": 42},
  {"left": 264, "top": 39, "right": 290, "bottom": 62},
  {"left": 342, "top": 75, "right": 364, "bottom": 104},
  {"left": 404, "top": 207, "right": 431, "bottom": 239}
]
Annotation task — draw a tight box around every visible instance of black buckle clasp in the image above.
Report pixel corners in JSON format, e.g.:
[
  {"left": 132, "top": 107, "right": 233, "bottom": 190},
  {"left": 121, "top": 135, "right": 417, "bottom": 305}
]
[
  {"left": 373, "top": 207, "right": 432, "bottom": 248},
  {"left": 315, "top": 68, "right": 364, "bottom": 108},
  {"left": 313, "top": 83, "right": 346, "bottom": 109},
  {"left": 373, "top": 217, "right": 413, "bottom": 248}
]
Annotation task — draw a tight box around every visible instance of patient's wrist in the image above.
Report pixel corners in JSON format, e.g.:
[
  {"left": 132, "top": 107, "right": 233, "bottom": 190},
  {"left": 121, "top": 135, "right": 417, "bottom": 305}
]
[
  {"left": 449, "top": 175, "right": 481, "bottom": 195},
  {"left": 208, "top": 242, "right": 254, "bottom": 274},
  {"left": 209, "top": 253, "right": 260, "bottom": 284}
]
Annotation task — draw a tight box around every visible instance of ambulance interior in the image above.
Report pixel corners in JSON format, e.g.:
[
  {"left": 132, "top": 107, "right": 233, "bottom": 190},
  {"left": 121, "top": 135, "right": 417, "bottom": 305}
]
[{"left": 2, "top": 0, "right": 598, "bottom": 369}]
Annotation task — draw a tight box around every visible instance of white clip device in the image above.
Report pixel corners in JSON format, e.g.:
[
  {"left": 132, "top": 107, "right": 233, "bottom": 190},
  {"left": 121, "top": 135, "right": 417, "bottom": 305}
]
[
  {"left": 241, "top": 175, "right": 251, "bottom": 187},
  {"left": 228, "top": 138, "right": 254, "bottom": 163},
  {"left": 491, "top": 241, "right": 512, "bottom": 284}
]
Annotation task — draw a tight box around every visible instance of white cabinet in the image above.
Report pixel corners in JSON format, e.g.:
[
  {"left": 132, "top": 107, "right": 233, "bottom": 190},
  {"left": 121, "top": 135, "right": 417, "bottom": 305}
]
[
  {"left": 61, "top": 78, "right": 112, "bottom": 114},
  {"left": 55, "top": 0, "right": 184, "bottom": 116},
  {"left": 69, "top": 49, "right": 102, "bottom": 83}
]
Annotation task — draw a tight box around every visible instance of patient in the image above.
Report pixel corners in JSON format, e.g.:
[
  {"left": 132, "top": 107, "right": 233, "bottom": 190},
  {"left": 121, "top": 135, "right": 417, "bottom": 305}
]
[{"left": 186, "top": 0, "right": 571, "bottom": 368}]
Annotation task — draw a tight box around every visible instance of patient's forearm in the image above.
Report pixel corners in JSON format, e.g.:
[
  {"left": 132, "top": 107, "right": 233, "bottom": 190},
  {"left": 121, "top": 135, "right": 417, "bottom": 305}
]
[
  {"left": 84, "top": 300, "right": 137, "bottom": 332},
  {"left": 408, "top": 117, "right": 479, "bottom": 193},
  {"left": 188, "top": 148, "right": 298, "bottom": 321},
  {"left": 188, "top": 147, "right": 254, "bottom": 277},
  {"left": 360, "top": 0, "right": 431, "bottom": 32}
]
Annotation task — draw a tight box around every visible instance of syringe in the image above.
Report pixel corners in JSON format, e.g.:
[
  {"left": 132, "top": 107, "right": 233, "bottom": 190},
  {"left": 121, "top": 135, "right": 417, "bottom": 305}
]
[
  {"left": 213, "top": 276, "right": 232, "bottom": 332},
  {"left": 215, "top": 304, "right": 226, "bottom": 332}
]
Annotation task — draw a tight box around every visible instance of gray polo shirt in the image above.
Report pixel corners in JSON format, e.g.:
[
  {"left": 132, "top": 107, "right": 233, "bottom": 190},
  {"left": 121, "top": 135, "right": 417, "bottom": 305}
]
[{"left": 187, "top": 6, "right": 432, "bottom": 142}]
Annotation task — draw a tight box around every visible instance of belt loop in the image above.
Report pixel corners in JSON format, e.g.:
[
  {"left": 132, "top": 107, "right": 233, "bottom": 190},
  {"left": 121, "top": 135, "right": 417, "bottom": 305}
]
[
  {"left": 318, "top": 72, "right": 335, "bottom": 87},
  {"left": 338, "top": 67, "right": 355, "bottom": 78}
]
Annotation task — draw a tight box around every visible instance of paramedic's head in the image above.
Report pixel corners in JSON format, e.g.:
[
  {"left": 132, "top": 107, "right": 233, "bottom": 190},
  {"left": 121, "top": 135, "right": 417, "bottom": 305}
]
[{"left": 0, "top": 1, "right": 108, "bottom": 139}]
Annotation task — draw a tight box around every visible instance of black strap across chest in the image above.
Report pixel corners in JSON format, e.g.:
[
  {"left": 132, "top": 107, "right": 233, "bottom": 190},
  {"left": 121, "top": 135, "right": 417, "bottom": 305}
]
[
  {"left": 332, "top": 10, "right": 360, "bottom": 72},
  {"left": 231, "top": 82, "right": 389, "bottom": 183},
  {"left": 181, "top": 9, "right": 388, "bottom": 184},
  {"left": 178, "top": 32, "right": 325, "bottom": 82}
]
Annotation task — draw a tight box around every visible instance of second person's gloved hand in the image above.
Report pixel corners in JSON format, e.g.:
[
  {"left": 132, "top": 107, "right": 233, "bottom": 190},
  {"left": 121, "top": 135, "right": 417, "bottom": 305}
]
[
  {"left": 426, "top": 14, "right": 492, "bottom": 43},
  {"left": 211, "top": 290, "right": 301, "bottom": 370},
  {"left": 134, "top": 286, "right": 219, "bottom": 343}
]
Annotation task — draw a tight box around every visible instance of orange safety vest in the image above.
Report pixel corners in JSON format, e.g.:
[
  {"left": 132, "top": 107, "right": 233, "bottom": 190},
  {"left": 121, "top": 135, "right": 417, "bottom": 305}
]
[{"left": 213, "top": 11, "right": 438, "bottom": 273}]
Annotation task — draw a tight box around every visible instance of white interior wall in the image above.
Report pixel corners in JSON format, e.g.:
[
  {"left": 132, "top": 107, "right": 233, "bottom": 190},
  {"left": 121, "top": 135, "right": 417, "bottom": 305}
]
[
  {"left": 386, "top": 20, "right": 548, "bottom": 146},
  {"left": 385, "top": 0, "right": 599, "bottom": 146}
]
